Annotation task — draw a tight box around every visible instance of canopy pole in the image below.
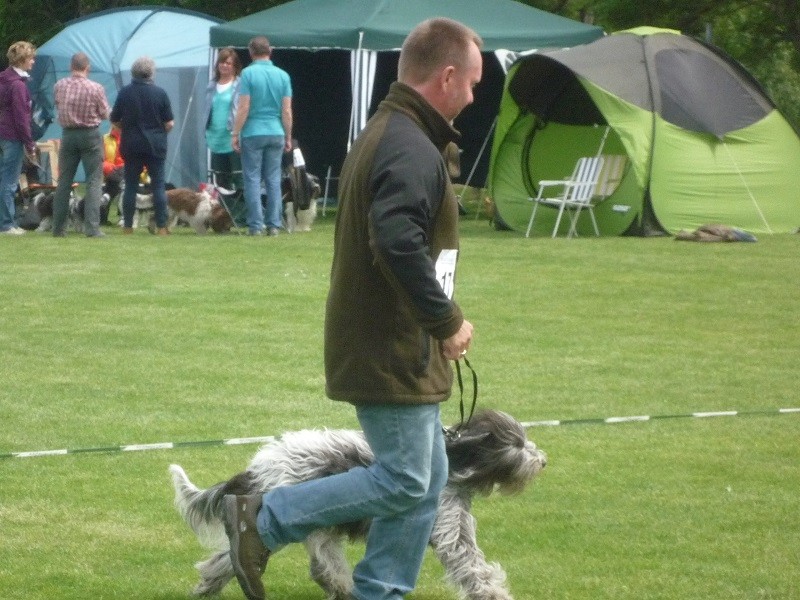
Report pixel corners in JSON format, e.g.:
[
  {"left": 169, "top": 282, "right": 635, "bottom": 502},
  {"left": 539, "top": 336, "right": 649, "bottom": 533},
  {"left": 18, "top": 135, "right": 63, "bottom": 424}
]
[
  {"left": 449, "top": 117, "right": 493, "bottom": 220},
  {"left": 347, "top": 31, "right": 365, "bottom": 152},
  {"left": 594, "top": 125, "right": 611, "bottom": 157},
  {"left": 206, "top": 47, "right": 218, "bottom": 183},
  {"left": 721, "top": 142, "right": 773, "bottom": 234},
  {"left": 165, "top": 66, "right": 202, "bottom": 186}
]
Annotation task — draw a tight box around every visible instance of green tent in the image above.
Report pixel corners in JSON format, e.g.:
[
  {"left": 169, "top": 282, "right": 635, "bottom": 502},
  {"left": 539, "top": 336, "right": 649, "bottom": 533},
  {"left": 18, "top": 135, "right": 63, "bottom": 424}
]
[
  {"left": 209, "top": 0, "right": 603, "bottom": 183},
  {"left": 488, "top": 27, "right": 800, "bottom": 236}
]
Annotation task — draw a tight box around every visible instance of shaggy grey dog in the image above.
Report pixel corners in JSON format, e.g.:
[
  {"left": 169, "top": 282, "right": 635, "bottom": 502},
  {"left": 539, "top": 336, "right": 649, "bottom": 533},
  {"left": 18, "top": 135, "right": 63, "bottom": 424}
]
[{"left": 169, "top": 409, "right": 546, "bottom": 600}]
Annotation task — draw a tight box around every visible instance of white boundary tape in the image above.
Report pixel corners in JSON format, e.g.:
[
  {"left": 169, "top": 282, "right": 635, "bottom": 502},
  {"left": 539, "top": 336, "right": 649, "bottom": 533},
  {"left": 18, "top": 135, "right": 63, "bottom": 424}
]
[{"left": 3, "top": 408, "right": 798, "bottom": 460}]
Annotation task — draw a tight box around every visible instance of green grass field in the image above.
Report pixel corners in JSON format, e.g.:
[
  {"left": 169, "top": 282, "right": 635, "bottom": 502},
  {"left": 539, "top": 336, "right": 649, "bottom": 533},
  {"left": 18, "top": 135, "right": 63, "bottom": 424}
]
[{"left": 1, "top": 208, "right": 798, "bottom": 599}]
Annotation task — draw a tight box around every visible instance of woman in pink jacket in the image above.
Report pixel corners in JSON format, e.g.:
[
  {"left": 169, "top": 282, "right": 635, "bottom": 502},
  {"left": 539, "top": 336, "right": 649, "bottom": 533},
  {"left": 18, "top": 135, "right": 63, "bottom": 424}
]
[{"left": 0, "top": 41, "right": 36, "bottom": 235}]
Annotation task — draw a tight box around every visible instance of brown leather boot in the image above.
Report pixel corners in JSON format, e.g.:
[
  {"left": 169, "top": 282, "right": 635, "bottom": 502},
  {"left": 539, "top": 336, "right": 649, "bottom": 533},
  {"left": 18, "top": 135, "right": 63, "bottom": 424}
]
[
  {"left": 222, "top": 494, "right": 270, "bottom": 600},
  {"left": 156, "top": 227, "right": 170, "bottom": 236},
  {"left": 122, "top": 227, "right": 134, "bottom": 235}
]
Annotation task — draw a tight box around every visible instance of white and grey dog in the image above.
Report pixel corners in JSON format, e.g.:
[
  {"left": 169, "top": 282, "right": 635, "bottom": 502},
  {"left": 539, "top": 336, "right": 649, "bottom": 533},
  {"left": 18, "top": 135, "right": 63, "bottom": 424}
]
[
  {"left": 169, "top": 409, "right": 546, "bottom": 600},
  {"left": 32, "top": 189, "right": 85, "bottom": 233},
  {"left": 282, "top": 167, "right": 321, "bottom": 233}
]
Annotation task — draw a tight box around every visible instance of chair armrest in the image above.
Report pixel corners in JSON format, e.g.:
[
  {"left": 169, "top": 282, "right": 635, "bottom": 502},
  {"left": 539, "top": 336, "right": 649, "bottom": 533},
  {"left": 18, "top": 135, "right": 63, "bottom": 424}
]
[{"left": 531, "top": 179, "right": 575, "bottom": 201}]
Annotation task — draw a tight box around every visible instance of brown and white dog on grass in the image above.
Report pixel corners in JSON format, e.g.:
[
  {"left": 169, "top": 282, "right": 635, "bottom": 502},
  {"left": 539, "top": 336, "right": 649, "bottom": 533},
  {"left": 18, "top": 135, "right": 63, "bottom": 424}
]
[
  {"left": 169, "top": 409, "right": 546, "bottom": 600},
  {"left": 144, "top": 187, "right": 227, "bottom": 234}
]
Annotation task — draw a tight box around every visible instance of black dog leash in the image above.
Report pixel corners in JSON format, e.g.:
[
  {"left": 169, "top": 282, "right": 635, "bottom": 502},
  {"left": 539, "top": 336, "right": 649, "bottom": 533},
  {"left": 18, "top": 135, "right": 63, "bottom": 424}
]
[{"left": 444, "top": 355, "right": 478, "bottom": 441}]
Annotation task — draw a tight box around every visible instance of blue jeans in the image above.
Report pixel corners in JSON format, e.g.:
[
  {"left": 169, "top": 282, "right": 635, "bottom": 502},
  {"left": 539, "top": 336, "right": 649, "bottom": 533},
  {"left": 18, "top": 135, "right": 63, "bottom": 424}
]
[
  {"left": 121, "top": 153, "right": 168, "bottom": 228},
  {"left": 240, "top": 135, "right": 284, "bottom": 233},
  {"left": 0, "top": 137, "right": 24, "bottom": 231},
  {"left": 257, "top": 403, "right": 448, "bottom": 600}
]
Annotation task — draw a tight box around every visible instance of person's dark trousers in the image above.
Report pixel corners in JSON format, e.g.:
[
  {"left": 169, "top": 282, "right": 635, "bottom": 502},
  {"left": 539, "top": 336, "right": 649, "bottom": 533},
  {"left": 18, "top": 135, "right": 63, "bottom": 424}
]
[
  {"left": 121, "top": 153, "right": 168, "bottom": 228},
  {"left": 103, "top": 166, "right": 124, "bottom": 201},
  {"left": 52, "top": 127, "right": 104, "bottom": 235},
  {"left": 210, "top": 151, "right": 242, "bottom": 191}
]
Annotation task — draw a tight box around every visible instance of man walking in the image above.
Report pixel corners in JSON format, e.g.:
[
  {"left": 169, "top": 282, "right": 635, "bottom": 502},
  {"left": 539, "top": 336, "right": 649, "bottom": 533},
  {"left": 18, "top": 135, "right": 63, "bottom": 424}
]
[
  {"left": 52, "top": 52, "right": 110, "bottom": 237},
  {"left": 222, "top": 18, "right": 480, "bottom": 600},
  {"left": 231, "top": 36, "right": 292, "bottom": 236}
]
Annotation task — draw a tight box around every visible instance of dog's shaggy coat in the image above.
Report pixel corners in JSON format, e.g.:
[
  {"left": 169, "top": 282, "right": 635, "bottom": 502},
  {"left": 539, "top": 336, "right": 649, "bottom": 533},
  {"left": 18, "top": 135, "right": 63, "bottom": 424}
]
[
  {"left": 30, "top": 190, "right": 109, "bottom": 233},
  {"left": 169, "top": 409, "right": 546, "bottom": 600},
  {"left": 282, "top": 170, "right": 320, "bottom": 233}
]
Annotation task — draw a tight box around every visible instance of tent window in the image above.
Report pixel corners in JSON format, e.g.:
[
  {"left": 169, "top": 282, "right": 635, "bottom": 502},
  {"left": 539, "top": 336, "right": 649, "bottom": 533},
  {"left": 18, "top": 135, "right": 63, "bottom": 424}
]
[
  {"left": 654, "top": 49, "right": 768, "bottom": 137},
  {"left": 510, "top": 58, "right": 604, "bottom": 126}
]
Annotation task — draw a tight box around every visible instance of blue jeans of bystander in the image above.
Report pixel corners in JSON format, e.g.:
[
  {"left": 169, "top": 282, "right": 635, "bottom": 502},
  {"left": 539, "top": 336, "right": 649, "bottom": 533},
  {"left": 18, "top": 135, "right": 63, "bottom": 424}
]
[
  {"left": 241, "top": 135, "right": 284, "bottom": 233},
  {"left": 0, "top": 137, "right": 24, "bottom": 231}
]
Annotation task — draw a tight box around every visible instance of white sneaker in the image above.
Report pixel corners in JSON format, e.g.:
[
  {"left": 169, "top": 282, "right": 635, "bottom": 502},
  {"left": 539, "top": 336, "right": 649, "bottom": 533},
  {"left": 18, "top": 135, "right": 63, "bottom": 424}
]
[{"left": 2, "top": 227, "right": 25, "bottom": 235}]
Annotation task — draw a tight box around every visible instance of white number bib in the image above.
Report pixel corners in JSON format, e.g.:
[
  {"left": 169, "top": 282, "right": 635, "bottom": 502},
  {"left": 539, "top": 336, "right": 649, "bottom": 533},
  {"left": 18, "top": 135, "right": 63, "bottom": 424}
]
[{"left": 435, "top": 249, "right": 458, "bottom": 300}]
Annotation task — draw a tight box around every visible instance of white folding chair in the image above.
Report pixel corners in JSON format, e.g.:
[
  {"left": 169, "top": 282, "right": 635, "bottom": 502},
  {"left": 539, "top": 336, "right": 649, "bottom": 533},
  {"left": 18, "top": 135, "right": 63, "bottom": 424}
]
[
  {"left": 526, "top": 156, "right": 604, "bottom": 238},
  {"left": 594, "top": 154, "right": 627, "bottom": 200}
]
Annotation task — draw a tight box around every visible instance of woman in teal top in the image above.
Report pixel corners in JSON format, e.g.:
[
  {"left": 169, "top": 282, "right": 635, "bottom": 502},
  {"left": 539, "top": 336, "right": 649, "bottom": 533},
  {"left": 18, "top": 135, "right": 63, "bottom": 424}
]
[{"left": 204, "top": 48, "right": 242, "bottom": 191}]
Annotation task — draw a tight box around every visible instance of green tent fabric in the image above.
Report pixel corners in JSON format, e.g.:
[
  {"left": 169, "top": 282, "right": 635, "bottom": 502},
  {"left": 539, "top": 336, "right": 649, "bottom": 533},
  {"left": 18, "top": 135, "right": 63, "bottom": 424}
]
[
  {"left": 209, "top": 0, "right": 603, "bottom": 50},
  {"left": 209, "top": 0, "right": 603, "bottom": 184},
  {"left": 488, "top": 27, "right": 800, "bottom": 236}
]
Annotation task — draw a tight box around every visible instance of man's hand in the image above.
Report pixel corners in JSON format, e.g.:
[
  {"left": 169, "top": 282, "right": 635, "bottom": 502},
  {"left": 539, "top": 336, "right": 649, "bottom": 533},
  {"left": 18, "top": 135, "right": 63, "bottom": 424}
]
[{"left": 441, "top": 319, "right": 473, "bottom": 360}]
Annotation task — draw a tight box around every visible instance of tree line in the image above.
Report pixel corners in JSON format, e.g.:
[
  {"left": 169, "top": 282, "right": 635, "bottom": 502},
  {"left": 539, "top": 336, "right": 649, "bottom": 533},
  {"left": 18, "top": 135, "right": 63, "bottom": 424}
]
[{"left": 1, "top": 0, "right": 798, "bottom": 130}]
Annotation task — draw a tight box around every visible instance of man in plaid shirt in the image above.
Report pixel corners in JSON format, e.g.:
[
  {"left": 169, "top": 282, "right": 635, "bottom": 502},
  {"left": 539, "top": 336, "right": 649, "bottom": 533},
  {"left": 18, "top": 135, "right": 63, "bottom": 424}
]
[{"left": 52, "top": 52, "right": 110, "bottom": 237}]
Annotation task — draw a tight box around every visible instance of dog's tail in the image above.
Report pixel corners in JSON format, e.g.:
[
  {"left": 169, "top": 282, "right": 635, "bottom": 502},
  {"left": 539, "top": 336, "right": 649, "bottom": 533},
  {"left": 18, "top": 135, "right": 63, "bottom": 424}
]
[{"left": 169, "top": 464, "right": 255, "bottom": 549}]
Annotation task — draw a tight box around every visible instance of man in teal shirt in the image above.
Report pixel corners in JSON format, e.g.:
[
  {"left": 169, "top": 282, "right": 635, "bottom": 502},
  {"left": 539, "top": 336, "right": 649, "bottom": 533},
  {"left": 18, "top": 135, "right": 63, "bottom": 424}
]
[{"left": 231, "top": 36, "right": 293, "bottom": 236}]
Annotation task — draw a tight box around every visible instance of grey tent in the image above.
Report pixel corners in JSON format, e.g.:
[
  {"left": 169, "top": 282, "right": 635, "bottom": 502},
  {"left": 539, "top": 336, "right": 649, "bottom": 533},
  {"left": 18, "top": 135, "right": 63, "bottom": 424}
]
[{"left": 209, "top": 0, "right": 603, "bottom": 183}]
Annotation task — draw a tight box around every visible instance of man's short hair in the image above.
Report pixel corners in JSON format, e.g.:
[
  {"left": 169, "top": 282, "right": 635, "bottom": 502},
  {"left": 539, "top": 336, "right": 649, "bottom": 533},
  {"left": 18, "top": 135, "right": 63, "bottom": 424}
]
[
  {"left": 131, "top": 56, "right": 156, "bottom": 79},
  {"left": 70, "top": 52, "right": 90, "bottom": 72},
  {"left": 398, "top": 18, "right": 483, "bottom": 85},
  {"left": 248, "top": 36, "right": 272, "bottom": 57}
]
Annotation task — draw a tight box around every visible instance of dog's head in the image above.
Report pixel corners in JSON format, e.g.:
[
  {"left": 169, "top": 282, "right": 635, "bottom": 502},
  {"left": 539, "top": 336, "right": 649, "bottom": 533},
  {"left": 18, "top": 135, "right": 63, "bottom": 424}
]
[
  {"left": 34, "top": 191, "right": 54, "bottom": 217},
  {"left": 445, "top": 409, "right": 546, "bottom": 496},
  {"left": 210, "top": 202, "right": 234, "bottom": 233}
]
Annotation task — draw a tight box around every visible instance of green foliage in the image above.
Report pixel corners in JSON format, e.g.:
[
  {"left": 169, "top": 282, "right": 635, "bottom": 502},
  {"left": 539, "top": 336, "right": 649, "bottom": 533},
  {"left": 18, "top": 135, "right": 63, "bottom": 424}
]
[
  {"left": 0, "top": 0, "right": 77, "bottom": 49},
  {"left": 3, "top": 0, "right": 798, "bottom": 131},
  {"left": 712, "top": 7, "right": 800, "bottom": 132},
  {"left": 1, "top": 216, "right": 799, "bottom": 599}
]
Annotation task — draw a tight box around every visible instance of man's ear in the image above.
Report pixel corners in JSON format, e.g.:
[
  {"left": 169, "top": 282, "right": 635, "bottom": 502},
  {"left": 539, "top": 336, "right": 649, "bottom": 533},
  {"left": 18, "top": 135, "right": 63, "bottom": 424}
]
[{"left": 441, "top": 65, "right": 456, "bottom": 88}]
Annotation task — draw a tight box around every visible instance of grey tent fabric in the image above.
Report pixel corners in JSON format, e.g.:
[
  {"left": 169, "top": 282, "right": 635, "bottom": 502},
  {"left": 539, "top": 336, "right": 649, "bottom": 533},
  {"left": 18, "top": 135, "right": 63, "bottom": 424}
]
[
  {"left": 651, "top": 46, "right": 770, "bottom": 136},
  {"left": 523, "top": 31, "right": 774, "bottom": 137}
]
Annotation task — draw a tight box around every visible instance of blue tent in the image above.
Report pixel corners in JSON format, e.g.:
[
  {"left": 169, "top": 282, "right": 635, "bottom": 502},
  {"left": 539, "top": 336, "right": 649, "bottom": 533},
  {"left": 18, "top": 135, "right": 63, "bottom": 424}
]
[{"left": 29, "top": 6, "right": 222, "bottom": 188}]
